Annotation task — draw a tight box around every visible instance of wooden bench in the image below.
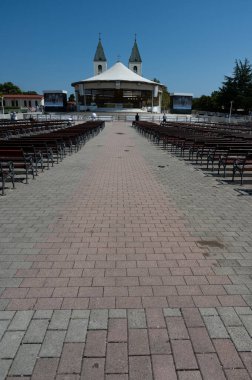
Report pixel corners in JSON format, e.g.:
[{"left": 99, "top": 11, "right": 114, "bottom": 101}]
[
  {"left": 0, "top": 161, "right": 15, "bottom": 195},
  {"left": 0, "top": 148, "right": 35, "bottom": 184},
  {"left": 232, "top": 153, "right": 252, "bottom": 185}
]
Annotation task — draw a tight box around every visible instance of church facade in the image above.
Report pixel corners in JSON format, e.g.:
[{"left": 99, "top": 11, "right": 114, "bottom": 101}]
[{"left": 71, "top": 38, "right": 163, "bottom": 112}]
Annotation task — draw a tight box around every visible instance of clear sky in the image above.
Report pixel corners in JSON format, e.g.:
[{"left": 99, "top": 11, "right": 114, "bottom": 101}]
[{"left": 1, "top": 0, "right": 251, "bottom": 97}]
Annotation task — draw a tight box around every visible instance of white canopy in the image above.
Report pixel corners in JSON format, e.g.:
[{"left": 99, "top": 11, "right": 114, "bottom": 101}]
[{"left": 80, "top": 62, "right": 158, "bottom": 84}]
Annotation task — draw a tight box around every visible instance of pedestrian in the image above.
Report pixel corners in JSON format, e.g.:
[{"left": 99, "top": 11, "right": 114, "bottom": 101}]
[
  {"left": 91, "top": 112, "right": 97, "bottom": 120},
  {"left": 135, "top": 113, "right": 139, "bottom": 122}
]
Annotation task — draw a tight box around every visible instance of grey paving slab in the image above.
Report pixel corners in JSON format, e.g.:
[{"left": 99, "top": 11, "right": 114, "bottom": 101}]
[
  {"left": 33, "top": 310, "right": 53, "bottom": 319},
  {"left": 65, "top": 319, "right": 88, "bottom": 342},
  {"left": 39, "top": 330, "right": 66, "bottom": 357},
  {"left": 0, "top": 331, "right": 24, "bottom": 359},
  {"left": 9, "top": 343, "right": 40, "bottom": 375},
  {"left": 0, "top": 359, "right": 12, "bottom": 380},
  {"left": 8, "top": 310, "right": 34, "bottom": 331},
  {"left": 217, "top": 307, "right": 242, "bottom": 326},
  {"left": 109, "top": 309, "right": 127, "bottom": 318},
  {"left": 0, "top": 320, "right": 10, "bottom": 340},
  {"left": 23, "top": 319, "right": 49, "bottom": 343},
  {"left": 227, "top": 326, "right": 252, "bottom": 351},
  {"left": 128, "top": 309, "right": 147, "bottom": 328},
  {"left": 163, "top": 308, "right": 182, "bottom": 317},
  {"left": 48, "top": 310, "right": 71, "bottom": 330},
  {"left": 202, "top": 316, "right": 229, "bottom": 338},
  {"left": 89, "top": 309, "right": 108, "bottom": 330}
]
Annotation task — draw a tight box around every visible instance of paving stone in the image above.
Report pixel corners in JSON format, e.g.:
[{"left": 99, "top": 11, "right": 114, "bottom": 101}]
[
  {"left": 58, "top": 343, "right": 84, "bottom": 374},
  {"left": 197, "top": 353, "right": 226, "bottom": 380},
  {"left": 33, "top": 310, "right": 53, "bottom": 319},
  {"left": 240, "top": 352, "right": 252, "bottom": 376},
  {"left": 172, "top": 340, "right": 198, "bottom": 370},
  {"left": 203, "top": 315, "right": 229, "bottom": 338},
  {"left": 0, "top": 300, "right": 10, "bottom": 312},
  {"left": 214, "top": 339, "right": 244, "bottom": 369},
  {"left": 39, "top": 330, "right": 66, "bottom": 357},
  {"left": 108, "top": 318, "right": 127, "bottom": 342},
  {"left": 146, "top": 308, "right": 166, "bottom": 328},
  {"left": 9, "top": 343, "right": 40, "bottom": 375},
  {"left": 0, "top": 320, "right": 10, "bottom": 340},
  {"left": 166, "top": 317, "right": 189, "bottom": 339},
  {"left": 109, "top": 309, "right": 126, "bottom": 318},
  {"left": 48, "top": 310, "right": 71, "bottom": 330},
  {"left": 152, "top": 355, "right": 177, "bottom": 380},
  {"left": 239, "top": 314, "right": 252, "bottom": 336},
  {"left": 217, "top": 307, "right": 242, "bottom": 326},
  {"left": 31, "top": 357, "right": 59, "bottom": 380},
  {"left": 129, "top": 329, "right": 149, "bottom": 355},
  {"left": 0, "top": 311, "right": 15, "bottom": 320},
  {"left": 0, "top": 359, "right": 12, "bottom": 380},
  {"left": 106, "top": 343, "right": 128, "bottom": 374},
  {"left": 163, "top": 307, "right": 181, "bottom": 317},
  {"left": 127, "top": 309, "right": 146, "bottom": 328},
  {"left": 225, "top": 368, "right": 251, "bottom": 380},
  {"left": 89, "top": 309, "right": 108, "bottom": 330},
  {"left": 235, "top": 307, "right": 252, "bottom": 315},
  {"left": 227, "top": 326, "right": 252, "bottom": 351},
  {"left": 178, "top": 371, "right": 203, "bottom": 380},
  {"left": 148, "top": 328, "right": 171, "bottom": 354},
  {"left": 189, "top": 327, "right": 215, "bottom": 353},
  {"left": 23, "top": 319, "right": 49, "bottom": 343},
  {"left": 8, "top": 310, "right": 33, "bottom": 330},
  {"left": 65, "top": 319, "right": 88, "bottom": 342},
  {"left": 181, "top": 308, "right": 204, "bottom": 327},
  {"left": 0, "top": 330, "right": 24, "bottom": 359},
  {"left": 71, "top": 310, "right": 90, "bottom": 319},
  {"left": 199, "top": 308, "right": 218, "bottom": 316},
  {"left": 81, "top": 358, "right": 105, "bottom": 380},
  {"left": 129, "top": 356, "right": 152, "bottom": 380},
  {"left": 84, "top": 330, "right": 107, "bottom": 357}
]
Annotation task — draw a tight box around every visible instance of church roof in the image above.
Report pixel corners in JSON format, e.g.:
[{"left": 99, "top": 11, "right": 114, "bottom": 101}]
[
  {"left": 78, "top": 62, "right": 157, "bottom": 84},
  {"left": 94, "top": 39, "right": 107, "bottom": 62},
  {"left": 129, "top": 40, "right": 142, "bottom": 63}
]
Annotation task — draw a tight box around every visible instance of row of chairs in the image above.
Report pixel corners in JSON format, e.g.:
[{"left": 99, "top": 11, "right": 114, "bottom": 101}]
[
  {"left": 133, "top": 121, "right": 252, "bottom": 185},
  {"left": 0, "top": 120, "right": 105, "bottom": 195}
]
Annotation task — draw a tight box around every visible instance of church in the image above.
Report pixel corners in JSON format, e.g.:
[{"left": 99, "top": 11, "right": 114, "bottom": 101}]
[{"left": 71, "top": 38, "right": 164, "bottom": 112}]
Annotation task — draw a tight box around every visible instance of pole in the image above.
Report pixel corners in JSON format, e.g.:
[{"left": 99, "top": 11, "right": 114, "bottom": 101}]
[
  {"left": 0, "top": 96, "right": 4, "bottom": 117},
  {"left": 229, "top": 100, "right": 233, "bottom": 124}
]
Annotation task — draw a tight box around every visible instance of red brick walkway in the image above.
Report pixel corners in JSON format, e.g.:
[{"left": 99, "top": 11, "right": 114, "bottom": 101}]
[{"left": 0, "top": 122, "right": 251, "bottom": 379}]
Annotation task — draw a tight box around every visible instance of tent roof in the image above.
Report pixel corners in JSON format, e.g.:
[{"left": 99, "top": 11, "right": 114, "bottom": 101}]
[{"left": 77, "top": 62, "right": 158, "bottom": 84}]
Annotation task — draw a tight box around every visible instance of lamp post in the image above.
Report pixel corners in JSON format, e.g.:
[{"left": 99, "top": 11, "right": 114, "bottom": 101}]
[
  {"left": 229, "top": 100, "right": 233, "bottom": 124},
  {"left": 0, "top": 96, "right": 4, "bottom": 117}
]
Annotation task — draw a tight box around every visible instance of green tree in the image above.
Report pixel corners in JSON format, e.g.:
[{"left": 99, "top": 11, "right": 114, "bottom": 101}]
[
  {"left": 0, "top": 82, "right": 22, "bottom": 94},
  {"left": 68, "top": 93, "right": 75, "bottom": 102},
  {"left": 217, "top": 59, "right": 252, "bottom": 113}
]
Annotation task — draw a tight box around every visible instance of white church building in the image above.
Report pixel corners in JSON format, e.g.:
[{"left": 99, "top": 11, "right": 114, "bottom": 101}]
[{"left": 71, "top": 38, "right": 164, "bottom": 112}]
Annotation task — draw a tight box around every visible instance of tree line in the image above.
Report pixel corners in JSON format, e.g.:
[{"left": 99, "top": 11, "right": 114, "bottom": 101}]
[
  {"left": 0, "top": 82, "right": 38, "bottom": 95},
  {"left": 193, "top": 59, "right": 252, "bottom": 114}
]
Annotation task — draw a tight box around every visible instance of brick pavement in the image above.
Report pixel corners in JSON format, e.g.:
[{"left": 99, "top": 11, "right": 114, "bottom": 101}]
[{"left": 0, "top": 121, "right": 252, "bottom": 379}]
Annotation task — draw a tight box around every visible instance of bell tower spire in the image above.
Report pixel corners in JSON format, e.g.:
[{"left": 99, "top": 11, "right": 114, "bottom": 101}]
[
  {"left": 129, "top": 34, "right": 142, "bottom": 76},
  {"left": 93, "top": 34, "right": 107, "bottom": 75}
]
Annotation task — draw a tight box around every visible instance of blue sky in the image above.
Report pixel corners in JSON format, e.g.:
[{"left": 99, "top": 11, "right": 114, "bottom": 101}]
[{"left": 1, "top": 0, "right": 251, "bottom": 97}]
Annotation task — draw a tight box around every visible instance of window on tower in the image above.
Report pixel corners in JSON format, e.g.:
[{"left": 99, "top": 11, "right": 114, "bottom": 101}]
[
  {"left": 133, "top": 66, "right": 138, "bottom": 73},
  {"left": 98, "top": 65, "right": 103, "bottom": 74}
]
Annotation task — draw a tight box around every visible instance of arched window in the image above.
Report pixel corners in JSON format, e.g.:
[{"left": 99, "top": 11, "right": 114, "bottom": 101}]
[
  {"left": 98, "top": 65, "right": 103, "bottom": 74},
  {"left": 133, "top": 66, "right": 138, "bottom": 73}
]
